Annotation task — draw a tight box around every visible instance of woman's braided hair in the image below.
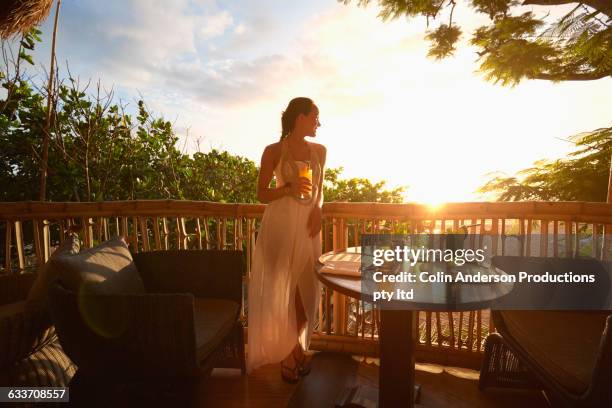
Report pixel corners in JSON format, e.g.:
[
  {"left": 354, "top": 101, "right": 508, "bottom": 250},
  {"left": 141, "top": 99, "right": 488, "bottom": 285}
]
[{"left": 280, "top": 97, "right": 313, "bottom": 141}]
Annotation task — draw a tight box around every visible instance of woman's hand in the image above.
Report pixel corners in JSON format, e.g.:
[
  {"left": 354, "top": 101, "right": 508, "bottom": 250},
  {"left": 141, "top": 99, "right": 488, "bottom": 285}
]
[
  {"left": 307, "top": 206, "right": 322, "bottom": 237},
  {"left": 287, "top": 177, "right": 312, "bottom": 197}
]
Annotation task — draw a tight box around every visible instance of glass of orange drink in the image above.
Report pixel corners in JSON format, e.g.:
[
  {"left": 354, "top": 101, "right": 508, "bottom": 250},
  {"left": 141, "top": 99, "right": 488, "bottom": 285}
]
[{"left": 298, "top": 161, "right": 312, "bottom": 199}]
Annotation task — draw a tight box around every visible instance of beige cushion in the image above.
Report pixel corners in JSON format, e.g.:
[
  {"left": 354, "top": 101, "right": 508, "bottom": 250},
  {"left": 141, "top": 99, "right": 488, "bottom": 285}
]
[
  {"left": 499, "top": 311, "right": 609, "bottom": 394},
  {"left": 26, "top": 234, "right": 81, "bottom": 312},
  {"left": 194, "top": 298, "right": 239, "bottom": 362},
  {"left": 51, "top": 236, "right": 145, "bottom": 295}
]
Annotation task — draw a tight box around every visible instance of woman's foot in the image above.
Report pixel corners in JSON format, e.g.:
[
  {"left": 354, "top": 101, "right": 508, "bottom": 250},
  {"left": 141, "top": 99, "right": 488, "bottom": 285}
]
[
  {"left": 280, "top": 354, "right": 300, "bottom": 384},
  {"left": 292, "top": 345, "right": 312, "bottom": 376}
]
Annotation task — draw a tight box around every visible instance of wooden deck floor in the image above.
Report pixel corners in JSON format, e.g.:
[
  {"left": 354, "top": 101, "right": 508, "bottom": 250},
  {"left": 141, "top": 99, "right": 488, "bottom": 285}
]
[{"left": 198, "top": 353, "right": 549, "bottom": 408}]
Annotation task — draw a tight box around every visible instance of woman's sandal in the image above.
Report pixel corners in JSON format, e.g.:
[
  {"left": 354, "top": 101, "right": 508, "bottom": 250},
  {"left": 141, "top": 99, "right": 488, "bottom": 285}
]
[
  {"left": 293, "top": 348, "right": 312, "bottom": 376},
  {"left": 280, "top": 360, "right": 300, "bottom": 384}
]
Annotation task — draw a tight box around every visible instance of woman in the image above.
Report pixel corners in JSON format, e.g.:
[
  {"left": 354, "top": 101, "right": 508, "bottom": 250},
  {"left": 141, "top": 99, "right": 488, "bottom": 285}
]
[{"left": 247, "top": 97, "right": 326, "bottom": 383}]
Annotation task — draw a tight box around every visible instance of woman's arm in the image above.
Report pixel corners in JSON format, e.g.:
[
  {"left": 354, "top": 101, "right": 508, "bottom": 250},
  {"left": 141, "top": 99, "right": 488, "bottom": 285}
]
[
  {"left": 257, "top": 145, "right": 289, "bottom": 203},
  {"left": 314, "top": 144, "right": 326, "bottom": 208},
  {"left": 256, "top": 144, "right": 311, "bottom": 203},
  {"left": 308, "top": 144, "right": 327, "bottom": 237}
]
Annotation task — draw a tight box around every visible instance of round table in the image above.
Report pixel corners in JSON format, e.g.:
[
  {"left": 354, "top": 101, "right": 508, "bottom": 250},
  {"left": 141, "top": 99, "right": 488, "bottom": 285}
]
[{"left": 315, "top": 247, "right": 514, "bottom": 408}]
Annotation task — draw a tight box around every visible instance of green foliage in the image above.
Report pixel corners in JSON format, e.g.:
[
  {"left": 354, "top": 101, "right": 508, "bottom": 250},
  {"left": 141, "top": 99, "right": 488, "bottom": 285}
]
[
  {"left": 341, "top": 0, "right": 612, "bottom": 84},
  {"left": 185, "top": 149, "right": 259, "bottom": 203},
  {"left": 1, "top": 29, "right": 404, "bottom": 204},
  {"left": 0, "top": 30, "right": 255, "bottom": 203},
  {"left": 479, "top": 127, "right": 612, "bottom": 201},
  {"left": 426, "top": 24, "right": 462, "bottom": 59},
  {"left": 324, "top": 167, "right": 406, "bottom": 202}
]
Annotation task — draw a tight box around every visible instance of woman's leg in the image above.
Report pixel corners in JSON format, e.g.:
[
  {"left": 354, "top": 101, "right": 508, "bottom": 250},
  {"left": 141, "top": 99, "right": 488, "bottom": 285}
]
[
  {"left": 281, "top": 287, "right": 307, "bottom": 382},
  {"left": 295, "top": 287, "right": 307, "bottom": 335},
  {"left": 292, "top": 288, "right": 311, "bottom": 364}
]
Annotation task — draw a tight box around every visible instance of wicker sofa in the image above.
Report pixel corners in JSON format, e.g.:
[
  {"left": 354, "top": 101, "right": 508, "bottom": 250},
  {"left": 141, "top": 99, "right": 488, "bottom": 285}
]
[
  {"left": 47, "top": 238, "right": 245, "bottom": 403},
  {"left": 480, "top": 256, "right": 612, "bottom": 407}
]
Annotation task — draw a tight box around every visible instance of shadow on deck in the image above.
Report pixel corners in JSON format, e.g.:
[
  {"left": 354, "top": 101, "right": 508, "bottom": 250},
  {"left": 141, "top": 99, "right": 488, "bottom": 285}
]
[{"left": 198, "top": 352, "right": 548, "bottom": 407}]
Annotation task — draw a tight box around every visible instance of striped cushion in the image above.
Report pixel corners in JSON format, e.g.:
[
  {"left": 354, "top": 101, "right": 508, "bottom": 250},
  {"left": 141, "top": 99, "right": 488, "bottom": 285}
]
[{"left": 0, "top": 337, "right": 76, "bottom": 386}]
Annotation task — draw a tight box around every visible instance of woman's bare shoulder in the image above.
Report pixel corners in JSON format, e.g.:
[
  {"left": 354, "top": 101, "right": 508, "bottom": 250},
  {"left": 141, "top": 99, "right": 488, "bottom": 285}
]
[
  {"left": 262, "top": 141, "right": 282, "bottom": 156},
  {"left": 308, "top": 141, "right": 326, "bottom": 156},
  {"left": 261, "top": 141, "right": 283, "bottom": 168}
]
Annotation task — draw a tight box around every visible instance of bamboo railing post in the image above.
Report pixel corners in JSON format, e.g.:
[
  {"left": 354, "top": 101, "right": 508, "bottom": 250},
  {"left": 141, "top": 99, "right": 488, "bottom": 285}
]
[
  {"left": 457, "top": 311, "right": 464, "bottom": 349},
  {"left": 565, "top": 220, "right": 573, "bottom": 257},
  {"left": 235, "top": 218, "right": 242, "bottom": 250},
  {"left": 332, "top": 217, "right": 348, "bottom": 335},
  {"left": 221, "top": 218, "right": 227, "bottom": 250},
  {"left": 574, "top": 223, "right": 581, "bottom": 258},
  {"left": 195, "top": 218, "right": 203, "bottom": 250},
  {"left": 4, "top": 220, "right": 13, "bottom": 272},
  {"left": 540, "top": 219, "right": 548, "bottom": 257},
  {"left": 131, "top": 217, "right": 139, "bottom": 253},
  {"left": 86, "top": 217, "right": 94, "bottom": 247},
  {"left": 104, "top": 217, "right": 110, "bottom": 241},
  {"left": 153, "top": 217, "right": 162, "bottom": 250},
  {"left": 215, "top": 218, "right": 221, "bottom": 250},
  {"left": 518, "top": 218, "right": 526, "bottom": 256},
  {"left": 476, "top": 310, "right": 482, "bottom": 350},
  {"left": 162, "top": 218, "right": 169, "bottom": 250},
  {"left": 603, "top": 224, "right": 611, "bottom": 261},
  {"left": 491, "top": 218, "right": 499, "bottom": 256},
  {"left": 246, "top": 219, "right": 253, "bottom": 275},
  {"left": 592, "top": 224, "right": 599, "bottom": 259},
  {"left": 14, "top": 221, "right": 25, "bottom": 271},
  {"left": 139, "top": 218, "right": 150, "bottom": 252},
  {"left": 202, "top": 217, "right": 210, "bottom": 250},
  {"left": 425, "top": 311, "right": 432, "bottom": 346},
  {"left": 553, "top": 221, "right": 559, "bottom": 257},
  {"left": 448, "top": 312, "right": 455, "bottom": 348},
  {"left": 500, "top": 219, "right": 506, "bottom": 256},
  {"left": 175, "top": 217, "right": 182, "bottom": 250},
  {"left": 466, "top": 311, "right": 475, "bottom": 351},
  {"left": 43, "top": 220, "right": 50, "bottom": 262},
  {"left": 178, "top": 217, "right": 188, "bottom": 250},
  {"left": 120, "top": 217, "right": 128, "bottom": 241},
  {"left": 33, "top": 220, "right": 43, "bottom": 265},
  {"left": 526, "top": 219, "right": 532, "bottom": 257},
  {"left": 435, "top": 313, "right": 443, "bottom": 346}
]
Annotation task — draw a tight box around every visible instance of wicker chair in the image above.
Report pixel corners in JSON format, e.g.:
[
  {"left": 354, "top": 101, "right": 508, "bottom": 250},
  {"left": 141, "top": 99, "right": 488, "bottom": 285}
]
[
  {"left": 0, "top": 272, "right": 76, "bottom": 387},
  {"left": 48, "top": 249, "right": 245, "bottom": 403},
  {"left": 480, "top": 256, "right": 612, "bottom": 408}
]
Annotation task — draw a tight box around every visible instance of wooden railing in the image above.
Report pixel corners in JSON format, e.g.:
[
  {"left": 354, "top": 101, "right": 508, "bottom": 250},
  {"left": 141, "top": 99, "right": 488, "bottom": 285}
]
[{"left": 1, "top": 200, "right": 611, "bottom": 369}]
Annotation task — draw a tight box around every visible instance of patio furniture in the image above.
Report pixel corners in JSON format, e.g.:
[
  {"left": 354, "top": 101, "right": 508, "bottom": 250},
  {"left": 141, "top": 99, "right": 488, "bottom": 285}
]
[
  {"left": 480, "top": 256, "right": 612, "bottom": 407},
  {"left": 48, "top": 239, "right": 245, "bottom": 392},
  {"left": 0, "top": 272, "right": 76, "bottom": 386},
  {"left": 316, "top": 247, "right": 514, "bottom": 408}
]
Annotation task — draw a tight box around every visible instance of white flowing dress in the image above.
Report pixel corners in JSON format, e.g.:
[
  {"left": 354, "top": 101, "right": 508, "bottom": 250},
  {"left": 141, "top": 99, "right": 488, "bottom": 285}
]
[{"left": 247, "top": 139, "right": 323, "bottom": 373}]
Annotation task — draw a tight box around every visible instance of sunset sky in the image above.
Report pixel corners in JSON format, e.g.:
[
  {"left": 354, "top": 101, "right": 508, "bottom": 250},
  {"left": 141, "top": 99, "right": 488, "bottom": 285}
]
[{"left": 31, "top": 0, "right": 612, "bottom": 203}]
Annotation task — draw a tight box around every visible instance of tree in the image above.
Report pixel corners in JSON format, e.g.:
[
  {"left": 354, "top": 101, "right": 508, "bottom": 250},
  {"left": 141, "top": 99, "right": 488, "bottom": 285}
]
[
  {"left": 39, "top": 0, "right": 62, "bottom": 201},
  {"left": 324, "top": 167, "right": 407, "bottom": 202},
  {"left": 184, "top": 149, "right": 259, "bottom": 203},
  {"left": 341, "top": 0, "right": 612, "bottom": 85},
  {"left": 479, "top": 126, "right": 611, "bottom": 201},
  {"left": 2, "top": 27, "right": 408, "bottom": 204}
]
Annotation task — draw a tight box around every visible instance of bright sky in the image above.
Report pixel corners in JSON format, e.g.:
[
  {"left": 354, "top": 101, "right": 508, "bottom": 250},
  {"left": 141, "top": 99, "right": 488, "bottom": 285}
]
[{"left": 31, "top": 0, "right": 612, "bottom": 204}]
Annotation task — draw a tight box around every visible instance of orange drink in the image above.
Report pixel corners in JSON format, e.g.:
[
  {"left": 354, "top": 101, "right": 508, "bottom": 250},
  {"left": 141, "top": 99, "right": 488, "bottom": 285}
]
[{"left": 298, "top": 162, "right": 312, "bottom": 199}]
